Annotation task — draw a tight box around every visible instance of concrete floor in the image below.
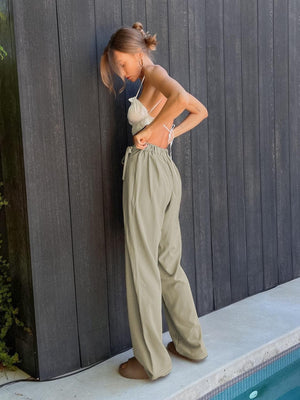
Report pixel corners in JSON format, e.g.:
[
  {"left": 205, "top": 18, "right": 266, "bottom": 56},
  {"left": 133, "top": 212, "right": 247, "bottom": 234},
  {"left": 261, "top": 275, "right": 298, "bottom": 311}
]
[{"left": 1, "top": 278, "right": 300, "bottom": 400}]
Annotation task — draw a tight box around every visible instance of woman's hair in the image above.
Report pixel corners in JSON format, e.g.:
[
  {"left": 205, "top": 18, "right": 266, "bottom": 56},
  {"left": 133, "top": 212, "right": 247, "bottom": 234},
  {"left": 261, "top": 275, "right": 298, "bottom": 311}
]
[{"left": 100, "top": 22, "right": 158, "bottom": 96}]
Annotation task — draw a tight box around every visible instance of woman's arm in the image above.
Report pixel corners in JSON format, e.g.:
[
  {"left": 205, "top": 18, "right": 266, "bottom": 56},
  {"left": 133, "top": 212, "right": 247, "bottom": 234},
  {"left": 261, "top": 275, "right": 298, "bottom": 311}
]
[
  {"left": 173, "top": 92, "right": 208, "bottom": 138},
  {"left": 134, "top": 65, "right": 208, "bottom": 148}
]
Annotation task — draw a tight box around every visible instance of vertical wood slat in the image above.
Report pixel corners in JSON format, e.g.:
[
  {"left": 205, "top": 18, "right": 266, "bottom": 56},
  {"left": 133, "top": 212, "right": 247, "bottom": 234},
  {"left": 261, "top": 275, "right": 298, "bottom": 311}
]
[
  {"left": 206, "top": 0, "right": 231, "bottom": 309},
  {"left": 122, "top": 0, "right": 146, "bottom": 27},
  {"left": 241, "top": 0, "right": 264, "bottom": 296},
  {"left": 168, "top": 0, "right": 197, "bottom": 298},
  {"left": 188, "top": 0, "right": 213, "bottom": 315},
  {"left": 12, "top": 0, "right": 80, "bottom": 379},
  {"left": 289, "top": 0, "right": 300, "bottom": 279},
  {"left": 258, "top": 0, "right": 278, "bottom": 289},
  {"left": 4, "top": 0, "right": 300, "bottom": 379},
  {"left": 95, "top": 0, "right": 132, "bottom": 355},
  {"left": 56, "top": 0, "right": 110, "bottom": 365},
  {"left": 274, "top": 0, "right": 293, "bottom": 284},
  {"left": 224, "top": 0, "right": 248, "bottom": 302},
  {"left": 145, "top": 0, "right": 169, "bottom": 71}
]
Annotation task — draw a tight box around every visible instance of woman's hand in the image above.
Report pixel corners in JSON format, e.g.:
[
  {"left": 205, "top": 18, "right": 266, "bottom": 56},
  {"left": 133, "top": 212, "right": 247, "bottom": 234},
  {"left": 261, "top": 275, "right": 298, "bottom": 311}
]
[{"left": 133, "top": 127, "right": 152, "bottom": 149}]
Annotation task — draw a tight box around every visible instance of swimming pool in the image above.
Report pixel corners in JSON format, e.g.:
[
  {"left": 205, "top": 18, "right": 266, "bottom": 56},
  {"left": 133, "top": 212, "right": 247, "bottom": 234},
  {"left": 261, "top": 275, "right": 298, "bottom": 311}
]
[{"left": 202, "top": 344, "right": 300, "bottom": 400}]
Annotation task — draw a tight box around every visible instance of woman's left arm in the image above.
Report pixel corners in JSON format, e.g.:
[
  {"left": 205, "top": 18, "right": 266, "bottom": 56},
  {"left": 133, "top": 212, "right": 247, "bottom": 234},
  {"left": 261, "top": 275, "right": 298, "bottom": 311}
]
[
  {"left": 135, "top": 65, "right": 208, "bottom": 147},
  {"left": 172, "top": 92, "right": 208, "bottom": 139}
]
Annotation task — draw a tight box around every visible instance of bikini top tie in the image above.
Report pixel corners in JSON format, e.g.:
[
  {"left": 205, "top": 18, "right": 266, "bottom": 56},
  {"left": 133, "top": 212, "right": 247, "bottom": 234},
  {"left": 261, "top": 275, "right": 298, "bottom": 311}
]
[{"left": 127, "top": 76, "right": 162, "bottom": 135}]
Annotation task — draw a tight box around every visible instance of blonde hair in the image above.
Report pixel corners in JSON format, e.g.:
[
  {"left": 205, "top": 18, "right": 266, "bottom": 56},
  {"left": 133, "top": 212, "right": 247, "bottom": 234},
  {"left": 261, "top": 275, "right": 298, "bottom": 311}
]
[{"left": 100, "top": 22, "right": 158, "bottom": 96}]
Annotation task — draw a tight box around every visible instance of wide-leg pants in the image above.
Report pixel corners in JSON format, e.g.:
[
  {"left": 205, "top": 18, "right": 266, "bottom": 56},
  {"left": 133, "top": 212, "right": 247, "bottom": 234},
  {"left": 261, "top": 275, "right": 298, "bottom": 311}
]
[{"left": 122, "top": 143, "right": 208, "bottom": 380}]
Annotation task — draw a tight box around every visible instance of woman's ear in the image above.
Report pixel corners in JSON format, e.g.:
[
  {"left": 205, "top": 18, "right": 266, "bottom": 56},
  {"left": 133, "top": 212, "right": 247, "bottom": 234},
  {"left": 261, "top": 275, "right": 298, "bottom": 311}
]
[{"left": 135, "top": 49, "right": 144, "bottom": 60}]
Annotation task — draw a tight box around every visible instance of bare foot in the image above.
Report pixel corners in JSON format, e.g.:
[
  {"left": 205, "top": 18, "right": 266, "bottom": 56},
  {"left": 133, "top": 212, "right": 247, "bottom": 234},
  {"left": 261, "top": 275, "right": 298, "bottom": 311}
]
[
  {"left": 119, "top": 357, "right": 149, "bottom": 379},
  {"left": 167, "top": 341, "right": 208, "bottom": 362}
]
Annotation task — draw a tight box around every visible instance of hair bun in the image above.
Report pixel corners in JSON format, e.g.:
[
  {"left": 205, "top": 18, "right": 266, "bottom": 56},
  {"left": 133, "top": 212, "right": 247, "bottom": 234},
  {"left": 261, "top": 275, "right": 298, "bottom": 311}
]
[
  {"left": 132, "top": 21, "right": 145, "bottom": 35},
  {"left": 132, "top": 21, "right": 157, "bottom": 51}
]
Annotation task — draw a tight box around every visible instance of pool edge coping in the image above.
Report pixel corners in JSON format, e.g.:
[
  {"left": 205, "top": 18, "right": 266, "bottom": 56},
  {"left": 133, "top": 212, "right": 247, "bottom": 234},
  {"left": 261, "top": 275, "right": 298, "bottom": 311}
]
[{"left": 167, "top": 326, "right": 300, "bottom": 400}]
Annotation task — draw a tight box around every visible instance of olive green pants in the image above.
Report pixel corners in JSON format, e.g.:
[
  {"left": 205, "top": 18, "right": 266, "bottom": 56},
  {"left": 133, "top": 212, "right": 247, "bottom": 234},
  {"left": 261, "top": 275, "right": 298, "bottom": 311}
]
[{"left": 122, "top": 143, "right": 207, "bottom": 380}]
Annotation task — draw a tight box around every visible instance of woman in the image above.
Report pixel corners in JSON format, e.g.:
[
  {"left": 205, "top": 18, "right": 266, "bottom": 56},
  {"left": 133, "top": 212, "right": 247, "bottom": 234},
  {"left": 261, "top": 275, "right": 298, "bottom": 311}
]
[{"left": 100, "top": 22, "right": 208, "bottom": 381}]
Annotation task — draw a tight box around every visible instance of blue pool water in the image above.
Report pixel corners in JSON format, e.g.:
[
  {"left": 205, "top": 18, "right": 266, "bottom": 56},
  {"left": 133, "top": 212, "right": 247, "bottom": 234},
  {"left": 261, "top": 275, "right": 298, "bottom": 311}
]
[{"left": 207, "top": 345, "right": 300, "bottom": 400}]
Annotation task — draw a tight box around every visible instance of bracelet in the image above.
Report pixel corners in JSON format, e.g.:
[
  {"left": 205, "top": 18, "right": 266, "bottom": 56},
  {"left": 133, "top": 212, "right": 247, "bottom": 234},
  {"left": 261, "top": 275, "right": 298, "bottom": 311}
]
[{"left": 163, "top": 123, "right": 176, "bottom": 159}]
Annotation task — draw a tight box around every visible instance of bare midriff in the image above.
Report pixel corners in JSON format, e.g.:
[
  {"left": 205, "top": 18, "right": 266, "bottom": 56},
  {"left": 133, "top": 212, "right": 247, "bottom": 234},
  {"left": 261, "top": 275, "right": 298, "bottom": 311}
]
[{"left": 135, "top": 124, "right": 171, "bottom": 149}]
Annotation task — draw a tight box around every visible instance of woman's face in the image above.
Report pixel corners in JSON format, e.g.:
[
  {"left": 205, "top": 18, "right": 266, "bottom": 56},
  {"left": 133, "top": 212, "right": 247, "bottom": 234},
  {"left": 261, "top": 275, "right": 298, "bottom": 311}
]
[{"left": 113, "top": 50, "right": 142, "bottom": 82}]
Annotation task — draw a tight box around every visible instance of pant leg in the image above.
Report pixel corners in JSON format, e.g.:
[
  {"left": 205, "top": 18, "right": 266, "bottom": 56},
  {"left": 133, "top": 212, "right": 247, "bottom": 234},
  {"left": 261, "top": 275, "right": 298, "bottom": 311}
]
[
  {"left": 158, "top": 157, "right": 208, "bottom": 360},
  {"left": 122, "top": 145, "right": 173, "bottom": 380}
]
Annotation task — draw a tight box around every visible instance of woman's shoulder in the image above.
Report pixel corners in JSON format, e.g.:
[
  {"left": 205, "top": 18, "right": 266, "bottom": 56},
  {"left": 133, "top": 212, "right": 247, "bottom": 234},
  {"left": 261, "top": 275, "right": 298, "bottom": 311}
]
[{"left": 144, "top": 64, "right": 169, "bottom": 81}]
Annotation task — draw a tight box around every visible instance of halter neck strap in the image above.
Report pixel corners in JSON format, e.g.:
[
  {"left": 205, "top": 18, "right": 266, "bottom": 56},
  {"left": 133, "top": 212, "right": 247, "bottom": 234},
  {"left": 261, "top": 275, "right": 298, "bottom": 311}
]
[
  {"left": 135, "top": 75, "right": 145, "bottom": 98},
  {"left": 149, "top": 98, "right": 162, "bottom": 113}
]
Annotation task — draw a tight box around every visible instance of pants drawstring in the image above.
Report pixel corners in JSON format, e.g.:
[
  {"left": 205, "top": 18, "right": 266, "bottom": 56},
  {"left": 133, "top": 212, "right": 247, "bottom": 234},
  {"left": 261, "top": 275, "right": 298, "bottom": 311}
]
[{"left": 121, "top": 146, "right": 133, "bottom": 181}]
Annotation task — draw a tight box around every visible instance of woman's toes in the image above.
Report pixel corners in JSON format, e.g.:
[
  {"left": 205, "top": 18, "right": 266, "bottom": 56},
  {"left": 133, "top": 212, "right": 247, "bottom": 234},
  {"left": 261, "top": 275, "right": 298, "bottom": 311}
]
[{"left": 118, "top": 357, "right": 149, "bottom": 379}]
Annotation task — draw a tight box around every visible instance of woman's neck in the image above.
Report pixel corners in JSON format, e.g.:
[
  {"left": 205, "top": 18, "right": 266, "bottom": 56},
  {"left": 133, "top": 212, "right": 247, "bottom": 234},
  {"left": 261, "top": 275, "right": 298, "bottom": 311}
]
[{"left": 139, "top": 56, "right": 154, "bottom": 79}]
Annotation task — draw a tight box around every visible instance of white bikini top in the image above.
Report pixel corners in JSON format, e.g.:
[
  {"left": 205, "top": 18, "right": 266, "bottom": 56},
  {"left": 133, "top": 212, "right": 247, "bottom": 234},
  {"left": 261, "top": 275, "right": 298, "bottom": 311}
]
[{"left": 127, "top": 76, "right": 162, "bottom": 135}]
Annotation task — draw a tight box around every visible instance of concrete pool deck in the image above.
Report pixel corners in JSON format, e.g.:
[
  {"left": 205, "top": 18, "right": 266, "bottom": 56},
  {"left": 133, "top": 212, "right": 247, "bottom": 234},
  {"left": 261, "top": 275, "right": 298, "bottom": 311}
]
[{"left": 1, "top": 278, "right": 300, "bottom": 400}]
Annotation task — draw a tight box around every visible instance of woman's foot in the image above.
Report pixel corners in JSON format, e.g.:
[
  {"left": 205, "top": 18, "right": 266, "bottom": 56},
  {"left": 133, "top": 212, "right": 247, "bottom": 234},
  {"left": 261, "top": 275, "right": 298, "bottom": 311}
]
[
  {"left": 167, "top": 341, "right": 208, "bottom": 362},
  {"left": 119, "top": 357, "right": 149, "bottom": 379}
]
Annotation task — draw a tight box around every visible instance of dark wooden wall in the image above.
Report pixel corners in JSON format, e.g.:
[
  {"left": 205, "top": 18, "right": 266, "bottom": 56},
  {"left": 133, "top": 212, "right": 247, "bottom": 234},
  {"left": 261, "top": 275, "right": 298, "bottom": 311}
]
[{"left": 1, "top": 0, "right": 300, "bottom": 379}]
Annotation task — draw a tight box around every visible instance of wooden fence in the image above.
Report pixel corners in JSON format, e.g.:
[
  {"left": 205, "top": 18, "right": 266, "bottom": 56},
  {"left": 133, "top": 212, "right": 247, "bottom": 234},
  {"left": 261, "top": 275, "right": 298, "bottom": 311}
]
[{"left": 1, "top": 0, "right": 299, "bottom": 379}]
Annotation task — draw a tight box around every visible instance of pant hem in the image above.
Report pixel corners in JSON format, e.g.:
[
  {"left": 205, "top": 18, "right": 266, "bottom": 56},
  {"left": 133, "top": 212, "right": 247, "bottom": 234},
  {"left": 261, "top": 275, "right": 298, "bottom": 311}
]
[{"left": 149, "top": 366, "right": 172, "bottom": 381}]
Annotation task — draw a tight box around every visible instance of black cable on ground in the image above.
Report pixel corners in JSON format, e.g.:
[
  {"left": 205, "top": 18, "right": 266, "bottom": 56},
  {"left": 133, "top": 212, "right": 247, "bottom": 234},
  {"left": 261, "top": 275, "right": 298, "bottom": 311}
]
[{"left": 0, "top": 358, "right": 106, "bottom": 389}]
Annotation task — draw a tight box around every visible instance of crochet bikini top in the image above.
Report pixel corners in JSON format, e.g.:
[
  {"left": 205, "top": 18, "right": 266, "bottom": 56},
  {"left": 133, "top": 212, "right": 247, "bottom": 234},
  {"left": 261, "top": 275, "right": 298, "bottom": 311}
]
[{"left": 127, "top": 76, "right": 162, "bottom": 135}]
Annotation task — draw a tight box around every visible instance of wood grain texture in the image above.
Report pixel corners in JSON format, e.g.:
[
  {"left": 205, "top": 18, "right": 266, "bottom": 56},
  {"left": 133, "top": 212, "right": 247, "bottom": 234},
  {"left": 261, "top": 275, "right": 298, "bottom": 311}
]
[
  {"left": 274, "top": 0, "right": 293, "bottom": 284},
  {"left": 188, "top": 0, "right": 213, "bottom": 315},
  {"left": 56, "top": 0, "right": 110, "bottom": 366},
  {"left": 206, "top": 0, "right": 231, "bottom": 309},
  {"left": 241, "top": 0, "right": 264, "bottom": 296},
  {"left": 224, "top": 0, "right": 247, "bottom": 302},
  {"left": 145, "top": 0, "right": 169, "bottom": 70},
  {"left": 3, "top": 0, "right": 299, "bottom": 379},
  {"left": 12, "top": 0, "right": 80, "bottom": 379},
  {"left": 289, "top": 0, "right": 300, "bottom": 279},
  {"left": 258, "top": 0, "right": 278, "bottom": 290}
]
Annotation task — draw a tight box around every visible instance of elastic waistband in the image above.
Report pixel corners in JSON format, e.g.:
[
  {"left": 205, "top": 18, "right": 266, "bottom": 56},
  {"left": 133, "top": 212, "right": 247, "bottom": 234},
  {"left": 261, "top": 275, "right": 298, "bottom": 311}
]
[
  {"left": 132, "top": 143, "right": 169, "bottom": 156},
  {"left": 121, "top": 144, "right": 172, "bottom": 180}
]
